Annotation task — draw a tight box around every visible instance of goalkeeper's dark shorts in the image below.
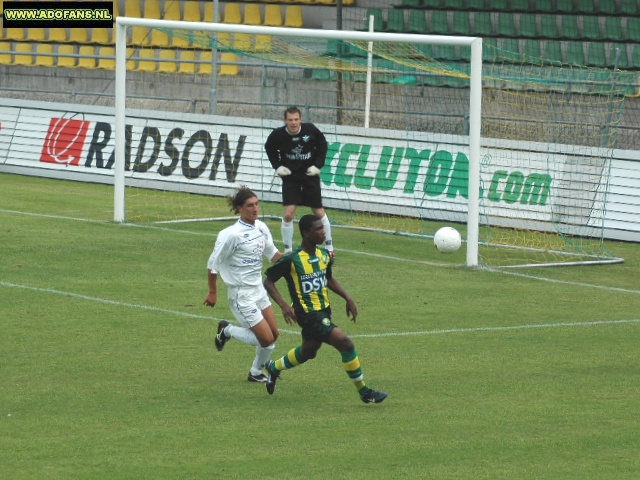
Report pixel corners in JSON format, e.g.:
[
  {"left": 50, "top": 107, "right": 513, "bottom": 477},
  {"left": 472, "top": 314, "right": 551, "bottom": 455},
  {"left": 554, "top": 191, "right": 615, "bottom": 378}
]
[
  {"left": 281, "top": 173, "right": 323, "bottom": 208},
  {"left": 296, "top": 307, "right": 337, "bottom": 343}
]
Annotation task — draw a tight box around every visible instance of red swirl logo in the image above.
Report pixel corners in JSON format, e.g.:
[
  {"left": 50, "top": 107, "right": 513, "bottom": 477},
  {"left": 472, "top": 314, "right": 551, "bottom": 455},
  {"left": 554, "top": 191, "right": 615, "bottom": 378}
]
[{"left": 40, "top": 117, "right": 90, "bottom": 166}]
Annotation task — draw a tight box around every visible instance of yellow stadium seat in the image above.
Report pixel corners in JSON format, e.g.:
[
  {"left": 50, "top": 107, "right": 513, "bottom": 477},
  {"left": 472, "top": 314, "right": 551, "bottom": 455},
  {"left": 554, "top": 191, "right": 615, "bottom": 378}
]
[
  {"left": 233, "top": 33, "right": 251, "bottom": 50},
  {"left": 92, "top": 28, "right": 111, "bottom": 44},
  {"left": 284, "top": 6, "right": 303, "bottom": 28},
  {"left": 204, "top": 2, "right": 221, "bottom": 22},
  {"left": 198, "top": 50, "right": 212, "bottom": 74},
  {"left": 264, "top": 5, "right": 282, "bottom": 27},
  {"left": 77, "top": 45, "right": 96, "bottom": 69},
  {"left": 178, "top": 50, "right": 196, "bottom": 74},
  {"left": 97, "top": 46, "right": 115, "bottom": 69},
  {"left": 6, "top": 28, "right": 25, "bottom": 41},
  {"left": 223, "top": 3, "right": 241, "bottom": 24},
  {"left": 163, "top": 0, "right": 181, "bottom": 20},
  {"left": 136, "top": 48, "right": 156, "bottom": 71},
  {"left": 151, "top": 29, "right": 170, "bottom": 47},
  {"left": 48, "top": 28, "right": 67, "bottom": 43},
  {"left": 184, "top": 1, "right": 201, "bottom": 22},
  {"left": 35, "top": 43, "right": 55, "bottom": 67},
  {"left": 219, "top": 52, "right": 238, "bottom": 75},
  {"left": 0, "top": 42, "right": 11, "bottom": 65},
  {"left": 113, "top": 0, "right": 119, "bottom": 19},
  {"left": 27, "top": 28, "right": 46, "bottom": 42},
  {"left": 131, "top": 27, "right": 150, "bottom": 46},
  {"left": 144, "top": 1, "right": 161, "bottom": 19},
  {"left": 57, "top": 45, "right": 77, "bottom": 68},
  {"left": 126, "top": 47, "right": 135, "bottom": 70},
  {"left": 124, "top": 0, "right": 141, "bottom": 18},
  {"left": 254, "top": 35, "right": 272, "bottom": 53},
  {"left": 244, "top": 4, "right": 261, "bottom": 25},
  {"left": 14, "top": 43, "right": 33, "bottom": 66},
  {"left": 171, "top": 32, "right": 191, "bottom": 48},
  {"left": 69, "top": 28, "right": 88, "bottom": 44},
  {"left": 217, "top": 33, "right": 231, "bottom": 50},
  {"left": 158, "top": 49, "right": 177, "bottom": 73}
]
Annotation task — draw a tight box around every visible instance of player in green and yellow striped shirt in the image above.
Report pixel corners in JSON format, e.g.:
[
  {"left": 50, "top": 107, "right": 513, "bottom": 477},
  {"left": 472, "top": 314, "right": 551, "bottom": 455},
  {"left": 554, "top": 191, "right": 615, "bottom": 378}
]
[{"left": 263, "top": 214, "right": 387, "bottom": 404}]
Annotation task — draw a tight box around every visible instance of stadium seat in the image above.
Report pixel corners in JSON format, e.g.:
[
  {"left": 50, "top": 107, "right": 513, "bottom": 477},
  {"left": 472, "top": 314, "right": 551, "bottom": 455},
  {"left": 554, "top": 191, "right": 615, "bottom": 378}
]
[
  {"left": 472, "top": 12, "right": 493, "bottom": 36},
  {"left": 414, "top": 43, "right": 434, "bottom": 58},
  {"left": 244, "top": 4, "right": 261, "bottom": 25},
  {"left": 77, "top": 45, "right": 97, "bottom": 69},
  {"left": 496, "top": 13, "right": 516, "bottom": 37},
  {"left": 264, "top": 5, "right": 283, "bottom": 27},
  {"left": 131, "top": 26, "right": 151, "bottom": 46},
  {"left": 92, "top": 28, "right": 111, "bottom": 44},
  {"left": 223, "top": 3, "right": 242, "bottom": 24},
  {"left": 630, "top": 44, "right": 640, "bottom": 69},
  {"left": 136, "top": 49, "right": 156, "bottom": 72},
  {"left": 535, "top": 0, "right": 554, "bottom": 12},
  {"left": 198, "top": 50, "right": 212, "bottom": 75},
  {"left": 384, "top": 10, "right": 405, "bottom": 33},
  {"left": 407, "top": 10, "right": 427, "bottom": 34},
  {"left": 112, "top": 0, "right": 119, "bottom": 19},
  {"left": 510, "top": 0, "right": 531, "bottom": 11},
  {"left": 609, "top": 43, "right": 629, "bottom": 68},
  {"left": 519, "top": 14, "right": 537, "bottom": 37},
  {"left": 523, "top": 39, "right": 542, "bottom": 59},
  {"left": 26, "top": 28, "right": 46, "bottom": 42},
  {"left": 434, "top": 44, "right": 457, "bottom": 61},
  {"left": 178, "top": 50, "right": 196, "bottom": 74},
  {"left": 360, "top": 8, "right": 383, "bottom": 31},
  {"left": 124, "top": 0, "right": 141, "bottom": 18},
  {"left": 625, "top": 18, "right": 640, "bottom": 42},
  {"left": 501, "top": 38, "right": 521, "bottom": 62},
  {"left": 284, "top": 6, "right": 303, "bottom": 28},
  {"left": 183, "top": 1, "right": 201, "bottom": 22},
  {"left": 539, "top": 15, "right": 559, "bottom": 38},
  {"left": 586, "top": 42, "right": 606, "bottom": 66},
  {"left": 576, "top": 0, "right": 595, "bottom": 13},
  {"left": 620, "top": 0, "right": 638, "bottom": 14},
  {"left": 14, "top": 43, "right": 33, "bottom": 66},
  {"left": 157, "top": 49, "right": 177, "bottom": 73},
  {"left": 466, "top": 0, "right": 486, "bottom": 9},
  {"left": 309, "top": 69, "right": 332, "bottom": 81},
  {"left": 374, "top": 59, "right": 395, "bottom": 83},
  {"left": 35, "top": 43, "right": 54, "bottom": 67},
  {"left": 57, "top": 45, "right": 77, "bottom": 68},
  {"left": 566, "top": 41, "right": 585, "bottom": 64},
  {"left": 597, "top": 0, "right": 617, "bottom": 13},
  {"left": 126, "top": 48, "right": 136, "bottom": 70},
  {"left": 422, "top": 0, "right": 443, "bottom": 8},
  {"left": 555, "top": 0, "right": 574, "bottom": 13},
  {"left": 543, "top": 40, "right": 563, "bottom": 64},
  {"left": 488, "top": 0, "right": 508, "bottom": 9},
  {"left": 97, "top": 47, "right": 115, "bottom": 69},
  {"left": 143, "top": 1, "right": 161, "bottom": 19},
  {"left": 451, "top": 11, "right": 471, "bottom": 36},
  {"left": 397, "top": 0, "right": 422, "bottom": 7},
  {"left": 254, "top": 34, "right": 272, "bottom": 53},
  {"left": 443, "top": 0, "right": 464, "bottom": 9},
  {"left": 219, "top": 52, "right": 238, "bottom": 75},
  {"left": 0, "top": 42, "right": 11, "bottom": 65},
  {"left": 482, "top": 37, "right": 498, "bottom": 62},
  {"left": 430, "top": 11, "right": 449, "bottom": 34},
  {"left": 581, "top": 16, "right": 601, "bottom": 40},
  {"left": 69, "top": 28, "right": 88, "bottom": 44},
  {"left": 459, "top": 45, "right": 471, "bottom": 61},
  {"left": 233, "top": 33, "right": 251, "bottom": 51},
  {"left": 48, "top": 28, "right": 67, "bottom": 43},
  {"left": 5, "top": 28, "right": 25, "bottom": 41},
  {"left": 560, "top": 15, "right": 580, "bottom": 39},
  {"left": 150, "top": 29, "right": 170, "bottom": 47},
  {"left": 171, "top": 30, "right": 191, "bottom": 48},
  {"left": 163, "top": 1, "right": 181, "bottom": 21},
  {"left": 203, "top": 2, "right": 221, "bottom": 22},
  {"left": 603, "top": 16, "right": 623, "bottom": 41}
]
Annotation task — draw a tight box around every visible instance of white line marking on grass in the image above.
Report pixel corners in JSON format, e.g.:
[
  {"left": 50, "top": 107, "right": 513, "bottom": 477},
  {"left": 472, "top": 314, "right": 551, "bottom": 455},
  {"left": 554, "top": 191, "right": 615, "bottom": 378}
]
[{"left": 1, "top": 281, "right": 638, "bottom": 339}]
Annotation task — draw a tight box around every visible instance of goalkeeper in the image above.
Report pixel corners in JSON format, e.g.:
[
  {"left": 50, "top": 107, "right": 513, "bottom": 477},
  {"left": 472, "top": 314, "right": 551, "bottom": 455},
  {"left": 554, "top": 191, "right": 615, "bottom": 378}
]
[{"left": 264, "top": 106, "right": 334, "bottom": 258}]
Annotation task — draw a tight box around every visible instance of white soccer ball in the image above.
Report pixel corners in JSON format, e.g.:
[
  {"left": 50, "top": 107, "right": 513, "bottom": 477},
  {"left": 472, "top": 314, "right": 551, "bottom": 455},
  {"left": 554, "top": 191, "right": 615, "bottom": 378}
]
[{"left": 434, "top": 227, "right": 462, "bottom": 253}]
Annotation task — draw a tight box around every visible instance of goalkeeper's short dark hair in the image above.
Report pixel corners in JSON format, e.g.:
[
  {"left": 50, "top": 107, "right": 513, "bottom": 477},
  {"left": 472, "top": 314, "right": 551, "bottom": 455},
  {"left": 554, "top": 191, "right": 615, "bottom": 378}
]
[{"left": 299, "top": 214, "right": 321, "bottom": 236}]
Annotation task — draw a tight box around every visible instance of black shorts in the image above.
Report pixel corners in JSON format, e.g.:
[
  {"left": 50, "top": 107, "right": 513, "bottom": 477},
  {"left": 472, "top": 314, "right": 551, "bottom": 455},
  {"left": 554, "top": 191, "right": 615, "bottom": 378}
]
[
  {"left": 297, "top": 308, "right": 337, "bottom": 343},
  {"left": 281, "top": 173, "right": 323, "bottom": 208}
]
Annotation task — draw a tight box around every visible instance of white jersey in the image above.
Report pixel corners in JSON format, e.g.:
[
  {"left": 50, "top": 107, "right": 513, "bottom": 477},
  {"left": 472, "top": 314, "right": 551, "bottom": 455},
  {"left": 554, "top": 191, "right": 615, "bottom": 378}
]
[{"left": 207, "top": 218, "right": 279, "bottom": 288}]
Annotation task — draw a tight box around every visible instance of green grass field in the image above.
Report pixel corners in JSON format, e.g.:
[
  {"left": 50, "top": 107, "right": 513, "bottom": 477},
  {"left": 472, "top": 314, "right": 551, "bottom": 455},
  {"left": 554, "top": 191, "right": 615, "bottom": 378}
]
[{"left": 2, "top": 173, "right": 640, "bottom": 479}]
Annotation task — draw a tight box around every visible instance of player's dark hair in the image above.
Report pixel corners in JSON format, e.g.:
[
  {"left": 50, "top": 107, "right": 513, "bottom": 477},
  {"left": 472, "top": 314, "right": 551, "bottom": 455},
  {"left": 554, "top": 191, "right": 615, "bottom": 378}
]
[
  {"left": 227, "top": 186, "right": 257, "bottom": 213},
  {"left": 299, "top": 214, "right": 321, "bottom": 236},
  {"left": 284, "top": 106, "right": 301, "bottom": 119}
]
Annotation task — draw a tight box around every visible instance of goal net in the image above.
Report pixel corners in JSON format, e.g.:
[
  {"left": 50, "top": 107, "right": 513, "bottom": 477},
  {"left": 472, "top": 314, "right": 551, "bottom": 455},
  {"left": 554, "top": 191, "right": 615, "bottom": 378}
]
[{"left": 113, "top": 16, "right": 630, "bottom": 268}]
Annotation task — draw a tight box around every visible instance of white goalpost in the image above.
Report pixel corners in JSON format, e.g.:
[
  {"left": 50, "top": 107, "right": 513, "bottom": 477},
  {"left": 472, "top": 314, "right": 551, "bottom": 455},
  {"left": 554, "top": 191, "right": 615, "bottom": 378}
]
[{"left": 113, "top": 16, "right": 483, "bottom": 267}]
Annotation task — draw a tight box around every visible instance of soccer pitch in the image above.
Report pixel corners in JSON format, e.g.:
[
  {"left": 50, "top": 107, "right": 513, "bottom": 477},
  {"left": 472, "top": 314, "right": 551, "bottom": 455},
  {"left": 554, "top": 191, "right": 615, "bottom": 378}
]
[{"left": 1, "top": 173, "right": 639, "bottom": 479}]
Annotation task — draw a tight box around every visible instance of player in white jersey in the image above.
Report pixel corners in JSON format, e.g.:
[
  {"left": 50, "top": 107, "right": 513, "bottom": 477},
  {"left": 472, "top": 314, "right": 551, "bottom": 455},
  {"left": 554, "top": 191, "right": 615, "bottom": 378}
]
[{"left": 204, "top": 187, "right": 283, "bottom": 383}]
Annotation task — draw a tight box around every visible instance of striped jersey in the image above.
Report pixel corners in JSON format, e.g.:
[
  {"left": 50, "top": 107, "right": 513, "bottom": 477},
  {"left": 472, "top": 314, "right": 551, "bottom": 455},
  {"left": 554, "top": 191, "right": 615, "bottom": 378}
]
[{"left": 265, "top": 247, "right": 333, "bottom": 313}]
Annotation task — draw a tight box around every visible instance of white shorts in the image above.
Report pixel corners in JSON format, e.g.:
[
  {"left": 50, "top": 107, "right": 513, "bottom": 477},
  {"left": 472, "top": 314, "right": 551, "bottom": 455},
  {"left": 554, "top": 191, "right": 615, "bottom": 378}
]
[{"left": 227, "top": 285, "right": 272, "bottom": 328}]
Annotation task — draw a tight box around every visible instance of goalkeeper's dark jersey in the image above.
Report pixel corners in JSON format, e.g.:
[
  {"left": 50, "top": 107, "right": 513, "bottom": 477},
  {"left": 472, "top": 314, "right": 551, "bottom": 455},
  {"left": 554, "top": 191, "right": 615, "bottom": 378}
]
[
  {"left": 264, "top": 123, "right": 328, "bottom": 173},
  {"left": 265, "top": 247, "right": 333, "bottom": 314}
]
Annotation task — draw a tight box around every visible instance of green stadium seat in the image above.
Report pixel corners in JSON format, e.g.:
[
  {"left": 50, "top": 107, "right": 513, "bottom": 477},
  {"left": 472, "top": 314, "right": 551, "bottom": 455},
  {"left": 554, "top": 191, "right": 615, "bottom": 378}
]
[
  {"left": 467, "top": 0, "right": 486, "bottom": 9},
  {"left": 407, "top": 10, "right": 428, "bottom": 33},
  {"left": 603, "top": 16, "right": 623, "bottom": 41},
  {"left": 384, "top": 10, "right": 405, "bottom": 32},
  {"left": 360, "top": 8, "right": 383, "bottom": 31},
  {"left": 472, "top": 12, "right": 493, "bottom": 36},
  {"left": 630, "top": 44, "right": 640, "bottom": 69},
  {"left": 555, "top": 0, "right": 574, "bottom": 13},
  {"left": 566, "top": 41, "right": 585, "bottom": 64},
  {"left": 620, "top": 0, "right": 638, "bottom": 14},
  {"left": 535, "top": 0, "right": 554, "bottom": 12},
  {"left": 586, "top": 42, "right": 606, "bottom": 66},
  {"left": 442, "top": 75, "right": 469, "bottom": 88},
  {"left": 576, "top": 0, "right": 595, "bottom": 13},
  {"left": 422, "top": 0, "right": 443, "bottom": 8},
  {"left": 543, "top": 40, "right": 563, "bottom": 64},
  {"left": 497, "top": 13, "right": 516, "bottom": 36},
  {"left": 429, "top": 11, "right": 449, "bottom": 34},
  {"left": 488, "top": 0, "right": 508, "bottom": 9},
  {"left": 443, "top": 0, "right": 465, "bottom": 8},
  {"left": 310, "top": 69, "right": 333, "bottom": 81},
  {"left": 483, "top": 37, "right": 498, "bottom": 61},
  {"left": 540, "top": 15, "right": 559, "bottom": 38},
  {"left": 597, "top": 0, "right": 617, "bottom": 13},
  {"left": 519, "top": 14, "right": 537, "bottom": 37},
  {"left": 434, "top": 44, "right": 457, "bottom": 61},
  {"left": 581, "top": 16, "right": 601, "bottom": 40},
  {"left": 560, "top": 15, "right": 580, "bottom": 39},
  {"left": 459, "top": 45, "right": 471, "bottom": 61},
  {"left": 625, "top": 18, "right": 640, "bottom": 43},
  {"left": 414, "top": 43, "right": 434, "bottom": 58},
  {"left": 422, "top": 72, "right": 442, "bottom": 87},
  {"left": 510, "top": 0, "right": 531, "bottom": 11},
  {"left": 501, "top": 38, "right": 521, "bottom": 62},
  {"left": 452, "top": 12, "right": 472, "bottom": 35},
  {"left": 398, "top": 0, "right": 423, "bottom": 7},
  {"left": 374, "top": 59, "right": 395, "bottom": 84},
  {"left": 609, "top": 43, "right": 629, "bottom": 68},
  {"left": 523, "top": 39, "right": 542, "bottom": 59}
]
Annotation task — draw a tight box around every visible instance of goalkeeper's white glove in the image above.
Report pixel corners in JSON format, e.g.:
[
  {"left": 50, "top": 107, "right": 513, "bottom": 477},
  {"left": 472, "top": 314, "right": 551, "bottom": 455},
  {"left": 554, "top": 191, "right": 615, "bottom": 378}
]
[
  {"left": 306, "top": 165, "right": 321, "bottom": 176},
  {"left": 276, "top": 166, "right": 292, "bottom": 177}
]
